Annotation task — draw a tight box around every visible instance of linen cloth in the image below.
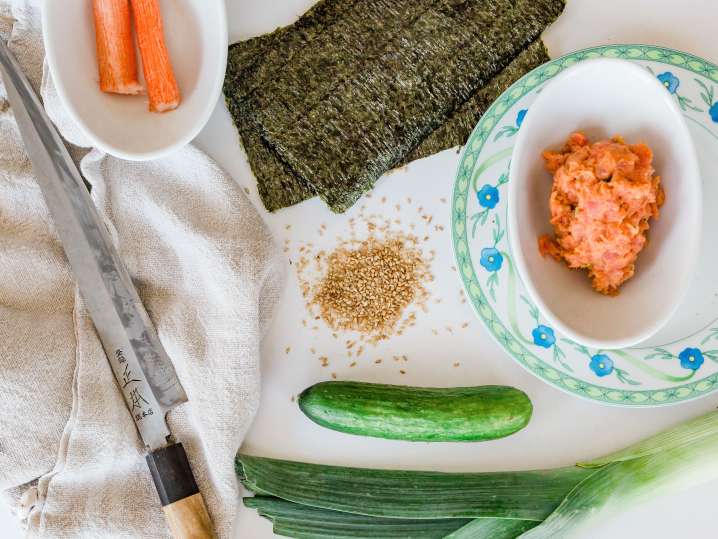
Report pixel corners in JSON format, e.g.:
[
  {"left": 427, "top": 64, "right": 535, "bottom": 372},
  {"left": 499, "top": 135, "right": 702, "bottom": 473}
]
[{"left": 0, "top": 1, "right": 284, "bottom": 537}]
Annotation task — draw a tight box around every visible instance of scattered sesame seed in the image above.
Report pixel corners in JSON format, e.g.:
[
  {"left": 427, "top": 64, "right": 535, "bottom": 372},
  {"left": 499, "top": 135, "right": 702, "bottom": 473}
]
[
  {"left": 285, "top": 346, "right": 291, "bottom": 354},
  {"left": 440, "top": 197, "right": 447, "bottom": 204},
  {"left": 331, "top": 372, "right": 337, "bottom": 379},
  {"left": 453, "top": 362, "right": 460, "bottom": 367},
  {"left": 461, "top": 322, "right": 469, "bottom": 329},
  {"left": 399, "top": 369, "right": 406, "bottom": 374},
  {"left": 290, "top": 395, "right": 295, "bottom": 402},
  {"left": 285, "top": 224, "right": 292, "bottom": 230},
  {"left": 375, "top": 358, "right": 383, "bottom": 364}
]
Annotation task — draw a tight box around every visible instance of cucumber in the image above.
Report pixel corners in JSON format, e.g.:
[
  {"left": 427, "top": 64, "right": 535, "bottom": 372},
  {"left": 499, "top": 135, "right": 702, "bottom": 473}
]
[{"left": 297, "top": 381, "right": 532, "bottom": 442}]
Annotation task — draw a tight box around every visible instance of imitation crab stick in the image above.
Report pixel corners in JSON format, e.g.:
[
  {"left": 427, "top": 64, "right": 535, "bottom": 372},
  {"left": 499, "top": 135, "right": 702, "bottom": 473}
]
[
  {"left": 130, "top": 0, "right": 181, "bottom": 112},
  {"left": 92, "top": 0, "right": 143, "bottom": 95}
]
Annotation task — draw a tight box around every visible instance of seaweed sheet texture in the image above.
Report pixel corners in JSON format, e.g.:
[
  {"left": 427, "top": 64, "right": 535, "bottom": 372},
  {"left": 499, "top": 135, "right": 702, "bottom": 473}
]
[{"left": 225, "top": 0, "right": 563, "bottom": 212}]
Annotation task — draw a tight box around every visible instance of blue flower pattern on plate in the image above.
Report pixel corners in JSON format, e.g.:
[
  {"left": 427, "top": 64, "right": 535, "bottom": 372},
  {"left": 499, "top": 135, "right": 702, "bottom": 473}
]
[
  {"left": 477, "top": 184, "right": 499, "bottom": 209},
  {"left": 590, "top": 354, "right": 614, "bottom": 377},
  {"left": 480, "top": 248, "right": 503, "bottom": 272},
  {"left": 657, "top": 71, "right": 679, "bottom": 94},
  {"left": 516, "top": 108, "right": 527, "bottom": 127},
  {"left": 532, "top": 325, "right": 555, "bottom": 348},
  {"left": 710, "top": 102, "right": 718, "bottom": 123},
  {"left": 679, "top": 347, "right": 704, "bottom": 371}
]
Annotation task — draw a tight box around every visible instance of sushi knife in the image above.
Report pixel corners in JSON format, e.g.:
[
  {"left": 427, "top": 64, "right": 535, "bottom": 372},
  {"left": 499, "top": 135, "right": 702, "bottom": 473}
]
[{"left": 0, "top": 40, "right": 215, "bottom": 539}]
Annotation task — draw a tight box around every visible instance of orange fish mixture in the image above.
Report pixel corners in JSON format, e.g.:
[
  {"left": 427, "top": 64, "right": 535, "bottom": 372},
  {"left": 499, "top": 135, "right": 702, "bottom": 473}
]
[{"left": 538, "top": 132, "right": 664, "bottom": 295}]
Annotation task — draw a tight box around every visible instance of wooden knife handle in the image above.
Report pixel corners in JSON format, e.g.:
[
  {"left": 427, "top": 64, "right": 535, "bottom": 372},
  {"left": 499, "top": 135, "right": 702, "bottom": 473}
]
[{"left": 146, "top": 442, "right": 215, "bottom": 539}]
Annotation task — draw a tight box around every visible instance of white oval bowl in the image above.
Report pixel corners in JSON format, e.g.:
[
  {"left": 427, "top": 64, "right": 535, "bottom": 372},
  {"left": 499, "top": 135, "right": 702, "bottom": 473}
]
[
  {"left": 42, "top": 0, "right": 227, "bottom": 161},
  {"left": 508, "top": 58, "right": 702, "bottom": 350}
]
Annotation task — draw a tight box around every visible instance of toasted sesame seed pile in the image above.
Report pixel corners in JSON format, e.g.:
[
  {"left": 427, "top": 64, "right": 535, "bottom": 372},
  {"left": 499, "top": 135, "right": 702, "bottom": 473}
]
[
  {"left": 296, "top": 214, "right": 432, "bottom": 345},
  {"left": 314, "top": 235, "right": 427, "bottom": 338}
]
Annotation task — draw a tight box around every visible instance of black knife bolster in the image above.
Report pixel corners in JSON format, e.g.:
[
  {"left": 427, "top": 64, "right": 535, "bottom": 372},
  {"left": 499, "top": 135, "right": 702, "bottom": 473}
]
[{"left": 146, "top": 442, "right": 200, "bottom": 506}]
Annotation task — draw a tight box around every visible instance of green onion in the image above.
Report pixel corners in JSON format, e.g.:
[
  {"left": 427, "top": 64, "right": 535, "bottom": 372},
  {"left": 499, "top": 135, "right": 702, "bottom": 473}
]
[
  {"left": 244, "top": 496, "right": 472, "bottom": 538},
  {"left": 237, "top": 454, "right": 593, "bottom": 520}
]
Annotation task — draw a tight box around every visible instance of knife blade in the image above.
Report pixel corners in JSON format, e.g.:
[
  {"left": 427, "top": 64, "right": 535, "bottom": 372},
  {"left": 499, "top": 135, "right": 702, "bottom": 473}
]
[{"left": 0, "top": 40, "right": 214, "bottom": 538}]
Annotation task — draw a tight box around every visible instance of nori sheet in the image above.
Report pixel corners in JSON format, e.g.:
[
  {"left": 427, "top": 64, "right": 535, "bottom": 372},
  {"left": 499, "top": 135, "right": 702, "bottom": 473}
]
[
  {"left": 225, "top": 93, "right": 317, "bottom": 209},
  {"left": 224, "top": 0, "right": 564, "bottom": 212},
  {"left": 225, "top": 0, "right": 363, "bottom": 102},
  {"left": 401, "top": 38, "right": 550, "bottom": 164},
  {"left": 225, "top": 0, "right": 434, "bottom": 209}
]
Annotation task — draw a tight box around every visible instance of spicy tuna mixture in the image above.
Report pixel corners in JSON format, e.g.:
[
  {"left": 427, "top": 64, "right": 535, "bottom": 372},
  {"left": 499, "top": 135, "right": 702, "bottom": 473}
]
[{"left": 538, "top": 132, "right": 665, "bottom": 295}]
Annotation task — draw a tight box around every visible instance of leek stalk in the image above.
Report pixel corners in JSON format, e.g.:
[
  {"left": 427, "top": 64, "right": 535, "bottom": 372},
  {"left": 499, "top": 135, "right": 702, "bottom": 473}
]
[
  {"left": 237, "top": 455, "right": 593, "bottom": 520},
  {"left": 239, "top": 410, "right": 718, "bottom": 539},
  {"left": 519, "top": 410, "right": 718, "bottom": 538},
  {"left": 244, "top": 496, "right": 472, "bottom": 538},
  {"left": 444, "top": 517, "right": 537, "bottom": 538}
]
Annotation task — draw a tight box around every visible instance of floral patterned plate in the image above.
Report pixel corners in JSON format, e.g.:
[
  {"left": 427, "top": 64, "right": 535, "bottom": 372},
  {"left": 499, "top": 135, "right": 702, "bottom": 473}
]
[{"left": 452, "top": 44, "right": 718, "bottom": 406}]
